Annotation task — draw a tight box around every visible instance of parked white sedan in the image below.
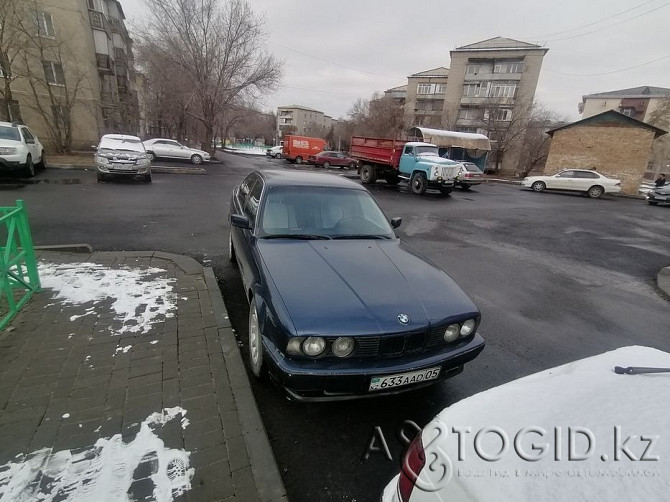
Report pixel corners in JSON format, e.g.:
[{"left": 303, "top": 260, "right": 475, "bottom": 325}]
[
  {"left": 521, "top": 169, "right": 621, "bottom": 198},
  {"left": 382, "top": 345, "right": 670, "bottom": 502},
  {"left": 142, "top": 138, "right": 211, "bottom": 165}
]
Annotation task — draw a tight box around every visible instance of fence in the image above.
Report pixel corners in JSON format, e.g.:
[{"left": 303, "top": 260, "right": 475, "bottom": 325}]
[{"left": 0, "top": 200, "right": 40, "bottom": 330}]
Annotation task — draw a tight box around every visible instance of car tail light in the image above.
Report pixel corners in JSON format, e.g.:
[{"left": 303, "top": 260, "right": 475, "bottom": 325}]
[
  {"left": 464, "top": 172, "right": 473, "bottom": 178},
  {"left": 398, "top": 433, "right": 426, "bottom": 502}
]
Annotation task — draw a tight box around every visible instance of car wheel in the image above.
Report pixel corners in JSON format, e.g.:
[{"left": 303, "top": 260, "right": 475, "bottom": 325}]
[
  {"left": 23, "top": 155, "right": 35, "bottom": 178},
  {"left": 191, "top": 154, "right": 203, "bottom": 165},
  {"left": 143, "top": 174, "right": 152, "bottom": 183},
  {"left": 295, "top": 156, "right": 303, "bottom": 164},
  {"left": 323, "top": 161, "right": 330, "bottom": 169},
  {"left": 439, "top": 186, "right": 452, "bottom": 196},
  {"left": 147, "top": 152, "right": 156, "bottom": 162},
  {"left": 411, "top": 172, "right": 427, "bottom": 195},
  {"left": 648, "top": 201, "right": 658, "bottom": 206},
  {"left": 248, "top": 298, "right": 265, "bottom": 378},
  {"left": 228, "top": 231, "right": 237, "bottom": 263},
  {"left": 531, "top": 181, "right": 546, "bottom": 192},
  {"left": 97, "top": 173, "right": 106, "bottom": 183},
  {"left": 460, "top": 184, "right": 472, "bottom": 190},
  {"left": 274, "top": 153, "right": 282, "bottom": 159},
  {"left": 36, "top": 151, "right": 47, "bottom": 170},
  {"left": 360, "top": 165, "right": 376, "bottom": 184},
  {"left": 587, "top": 185, "right": 604, "bottom": 198}
]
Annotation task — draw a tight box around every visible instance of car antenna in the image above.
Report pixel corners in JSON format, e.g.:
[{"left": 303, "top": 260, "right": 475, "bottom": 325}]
[{"left": 614, "top": 366, "right": 670, "bottom": 375}]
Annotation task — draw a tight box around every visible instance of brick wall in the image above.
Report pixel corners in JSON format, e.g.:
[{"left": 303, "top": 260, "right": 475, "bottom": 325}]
[{"left": 544, "top": 126, "right": 656, "bottom": 194}]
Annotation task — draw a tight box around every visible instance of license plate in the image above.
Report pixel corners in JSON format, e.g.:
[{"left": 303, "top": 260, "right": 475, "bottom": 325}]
[
  {"left": 113, "top": 164, "right": 133, "bottom": 171},
  {"left": 369, "top": 366, "right": 441, "bottom": 391}
]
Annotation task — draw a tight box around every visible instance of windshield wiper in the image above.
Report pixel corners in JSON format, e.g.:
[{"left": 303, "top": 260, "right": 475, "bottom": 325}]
[
  {"left": 615, "top": 366, "right": 670, "bottom": 375},
  {"left": 331, "top": 234, "right": 391, "bottom": 240},
  {"left": 262, "top": 233, "right": 332, "bottom": 240}
]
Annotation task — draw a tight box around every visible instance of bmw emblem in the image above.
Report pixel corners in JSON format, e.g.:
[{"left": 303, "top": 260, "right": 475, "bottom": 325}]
[{"left": 397, "top": 313, "right": 410, "bottom": 325}]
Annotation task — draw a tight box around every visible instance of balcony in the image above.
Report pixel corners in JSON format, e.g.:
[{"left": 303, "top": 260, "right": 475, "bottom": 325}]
[
  {"left": 460, "top": 96, "right": 515, "bottom": 106},
  {"left": 89, "top": 10, "right": 105, "bottom": 29},
  {"left": 96, "top": 53, "right": 114, "bottom": 74}
]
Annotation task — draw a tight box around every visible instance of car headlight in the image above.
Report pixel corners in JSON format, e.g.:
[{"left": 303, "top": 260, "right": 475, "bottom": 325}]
[
  {"left": 303, "top": 336, "right": 326, "bottom": 356},
  {"left": 444, "top": 324, "right": 460, "bottom": 343},
  {"left": 332, "top": 337, "right": 354, "bottom": 358},
  {"left": 286, "top": 337, "right": 302, "bottom": 356},
  {"left": 0, "top": 147, "right": 17, "bottom": 155},
  {"left": 95, "top": 155, "right": 109, "bottom": 165},
  {"left": 137, "top": 156, "right": 151, "bottom": 165},
  {"left": 460, "top": 319, "right": 476, "bottom": 337}
]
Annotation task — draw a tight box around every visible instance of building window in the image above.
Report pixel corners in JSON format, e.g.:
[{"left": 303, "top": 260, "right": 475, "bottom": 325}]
[
  {"left": 458, "top": 108, "right": 479, "bottom": 120},
  {"left": 463, "top": 83, "right": 482, "bottom": 97},
  {"left": 489, "top": 83, "right": 516, "bottom": 98},
  {"left": 494, "top": 61, "right": 523, "bottom": 74},
  {"left": 435, "top": 84, "right": 446, "bottom": 94},
  {"left": 417, "top": 84, "right": 432, "bottom": 94},
  {"left": 492, "top": 108, "right": 512, "bottom": 121},
  {"left": 621, "top": 107, "right": 634, "bottom": 116},
  {"left": 87, "top": 0, "right": 109, "bottom": 16},
  {"left": 466, "top": 64, "right": 479, "bottom": 75},
  {"left": 43, "top": 61, "right": 65, "bottom": 86},
  {"left": 457, "top": 126, "right": 478, "bottom": 133},
  {"left": 34, "top": 11, "right": 55, "bottom": 38}
]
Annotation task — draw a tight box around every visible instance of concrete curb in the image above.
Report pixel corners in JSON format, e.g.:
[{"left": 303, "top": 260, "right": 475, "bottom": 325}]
[
  {"left": 203, "top": 267, "right": 288, "bottom": 502},
  {"left": 34, "top": 243, "right": 93, "bottom": 253},
  {"left": 658, "top": 267, "right": 670, "bottom": 298},
  {"left": 47, "top": 164, "right": 208, "bottom": 175}
]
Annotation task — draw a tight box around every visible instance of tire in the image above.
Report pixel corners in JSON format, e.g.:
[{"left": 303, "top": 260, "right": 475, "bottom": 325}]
[
  {"left": 323, "top": 161, "right": 331, "bottom": 169},
  {"left": 274, "top": 153, "right": 282, "bottom": 159},
  {"left": 97, "top": 173, "right": 106, "bottom": 183},
  {"left": 587, "top": 185, "right": 604, "bottom": 199},
  {"left": 439, "top": 186, "right": 453, "bottom": 196},
  {"left": 360, "top": 165, "right": 376, "bottom": 184},
  {"left": 648, "top": 201, "right": 658, "bottom": 206},
  {"left": 411, "top": 172, "right": 427, "bottom": 195},
  {"left": 191, "top": 154, "right": 203, "bottom": 165},
  {"left": 295, "top": 156, "right": 303, "bottom": 164},
  {"left": 143, "top": 174, "right": 152, "bottom": 183},
  {"left": 36, "top": 151, "right": 47, "bottom": 170},
  {"left": 248, "top": 298, "right": 264, "bottom": 378},
  {"left": 147, "top": 152, "right": 156, "bottom": 162},
  {"left": 228, "top": 231, "right": 237, "bottom": 263},
  {"left": 23, "top": 155, "right": 35, "bottom": 178},
  {"left": 460, "top": 184, "right": 471, "bottom": 191},
  {"left": 531, "top": 181, "right": 546, "bottom": 192}
]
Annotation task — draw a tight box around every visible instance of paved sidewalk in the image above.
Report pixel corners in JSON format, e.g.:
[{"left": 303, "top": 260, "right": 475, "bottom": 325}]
[{"left": 0, "top": 250, "right": 286, "bottom": 501}]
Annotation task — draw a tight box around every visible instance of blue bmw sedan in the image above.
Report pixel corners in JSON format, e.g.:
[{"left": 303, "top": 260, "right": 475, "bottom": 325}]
[{"left": 229, "top": 170, "right": 484, "bottom": 401}]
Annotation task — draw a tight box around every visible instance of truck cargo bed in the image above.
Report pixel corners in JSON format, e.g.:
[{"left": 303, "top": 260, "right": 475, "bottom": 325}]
[{"left": 350, "top": 136, "right": 407, "bottom": 169}]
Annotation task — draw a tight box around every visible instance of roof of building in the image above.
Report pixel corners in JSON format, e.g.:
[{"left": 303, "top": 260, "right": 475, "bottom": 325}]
[
  {"left": 385, "top": 84, "right": 408, "bottom": 92},
  {"left": 409, "top": 67, "right": 449, "bottom": 78},
  {"left": 454, "top": 36, "right": 546, "bottom": 51},
  {"left": 277, "top": 105, "right": 324, "bottom": 113},
  {"left": 546, "top": 110, "right": 667, "bottom": 139},
  {"left": 582, "top": 86, "right": 670, "bottom": 100}
]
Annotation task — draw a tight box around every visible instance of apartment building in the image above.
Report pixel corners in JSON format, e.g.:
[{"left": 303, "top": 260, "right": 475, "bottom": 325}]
[
  {"left": 276, "top": 105, "right": 336, "bottom": 140},
  {"left": 391, "top": 37, "right": 548, "bottom": 173},
  {"left": 0, "top": 0, "right": 138, "bottom": 151},
  {"left": 579, "top": 86, "right": 670, "bottom": 122}
]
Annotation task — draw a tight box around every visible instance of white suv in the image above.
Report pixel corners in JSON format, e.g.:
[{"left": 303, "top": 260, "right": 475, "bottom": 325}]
[
  {"left": 94, "top": 134, "right": 152, "bottom": 183},
  {"left": 0, "top": 121, "right": 46, "bottom": 177}
]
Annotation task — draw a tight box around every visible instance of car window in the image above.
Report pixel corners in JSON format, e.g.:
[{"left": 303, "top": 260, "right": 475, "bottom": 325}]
[
  {"left": 0, "top": 126, "right": 21, "bottom": 141},
  {"left": 463, "top": 163, "right": 481, "bottom": 172},
  {"left": 556, "top": 170, "right": 575, "bottom": 178},
  {"left": 404, "top": 146, "right": 413, "bottom": 155},
  {"left": 245, "top": 176, "right": 263, "bottom": 224},
  {"left": 236, "top": 173, "right": 255, "bottom": 210},
  {"left": 168, "top": 141, "right": 182, "bottom": 147},
  {"left": 574, "top": 171, "right": 599, "bottom": 179},
  {"left": 21, "top": 128, "right": 35, "bottom": 142},
  {"left": 260, "top": 186, "right": 394, "bottom": 238}
]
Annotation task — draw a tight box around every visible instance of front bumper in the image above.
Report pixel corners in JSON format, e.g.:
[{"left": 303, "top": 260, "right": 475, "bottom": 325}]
[
  {"left": 647, "top": 192, "right": 670, "bottom": 202},
  {"left": 96, "top": 163, "right": 150, "bottom": 175},
  {"left": 264, "top": 334, "right": 485, "bottom": 401}
]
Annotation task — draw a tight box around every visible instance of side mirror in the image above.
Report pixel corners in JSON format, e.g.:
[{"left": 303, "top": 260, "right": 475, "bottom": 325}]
[
  {"left": 231, "top": 214, "right": 252, "bottom": 230},
  {"left": 391, "top": 217, "right": 402, "bottom": 229}
]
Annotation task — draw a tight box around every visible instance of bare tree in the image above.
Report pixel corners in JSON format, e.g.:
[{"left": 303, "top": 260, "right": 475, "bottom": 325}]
[
  {"left": 141, "top": 0, "right": 282, "bottom": 153},
  {"left": 518, "top": 103, "right": 568, "bottom": 177},
  {"left": 347, "top": 92, "right": 405, "bottom": 138}
]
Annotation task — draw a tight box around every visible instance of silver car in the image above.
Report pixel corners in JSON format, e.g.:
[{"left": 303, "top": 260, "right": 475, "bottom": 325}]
[
  {"left": 95, "top": 134, "right": 152, "bottom": 183},
  {"left": 456, "top": 161, "right": 484, "bottom": 189},
  {"left": 143, "top": 138, "right": 210, "bottom": 165}
]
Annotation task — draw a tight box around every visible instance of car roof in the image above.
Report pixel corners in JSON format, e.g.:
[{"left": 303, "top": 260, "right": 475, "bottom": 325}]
[
  {"left": 101, "top": 134, "right": 141, "bottom": 141},
  {"left": 0, "top": 121, "right": 20, "bottom": 128},
  {"left": 144, "top": 138, "right": 176, "bottom": 142},
  {"left": 259, "top": 170, "right": 365, "bottom": 190}
]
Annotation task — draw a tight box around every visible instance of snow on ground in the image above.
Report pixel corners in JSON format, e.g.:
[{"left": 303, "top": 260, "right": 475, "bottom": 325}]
[
  {"left": 223, "top": 146, "right": 267, "bottom": 156},
  {"left": 38, "top": 262, "right": 177, "bottom": 335},
  {"left": 0, "top": 408, "right": 193, "bottom": 501}
]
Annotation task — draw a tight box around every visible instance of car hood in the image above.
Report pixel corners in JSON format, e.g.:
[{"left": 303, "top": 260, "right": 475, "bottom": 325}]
[
  {"left": 257, "top": 239, "right": 477, "bottom": 336},
  {"left": 418, "top": 155, "right": 459, "bottom": 166},
  {"left": 96, "top": 148, "right": 145, "bottom": 160}
]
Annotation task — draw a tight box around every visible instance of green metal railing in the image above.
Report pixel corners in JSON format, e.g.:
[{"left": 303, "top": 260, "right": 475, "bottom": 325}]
[{"left": 0, "top": 200, "right": 40, "bottom": 330}]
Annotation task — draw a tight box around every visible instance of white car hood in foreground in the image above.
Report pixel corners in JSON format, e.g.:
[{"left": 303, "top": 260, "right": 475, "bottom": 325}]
[{"left": 383, "top": 345, "right": 670, "bottom": 501}]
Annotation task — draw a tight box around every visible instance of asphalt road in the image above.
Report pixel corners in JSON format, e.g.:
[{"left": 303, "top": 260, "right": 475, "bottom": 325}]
[{"left": 2, "top": 153, "right": 670, "bottom": 502}]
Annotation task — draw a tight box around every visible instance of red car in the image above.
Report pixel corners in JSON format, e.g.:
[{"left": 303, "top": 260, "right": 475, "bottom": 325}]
[{"left": 308, "top": 151, "right": 358, "bottom": 169}]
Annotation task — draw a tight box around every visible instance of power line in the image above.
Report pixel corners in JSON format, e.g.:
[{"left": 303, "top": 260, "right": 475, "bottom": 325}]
[
  {"left": 545, "top": 53, "right": 670, "bottom": 76},
  {"left": 540, "top": 1, "right": 670, "bottom": 42},
  {"left": 274, "top": 43, "right": 399, "bottom": 80},
  {"left": 522, "top": 0, "right": 658, "bottom": 39}
]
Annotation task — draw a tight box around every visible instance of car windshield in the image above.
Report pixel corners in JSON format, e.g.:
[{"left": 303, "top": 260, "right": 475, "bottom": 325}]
[
  {"left": 463, "top": 163, "right": 481, "bottom": 172},
  {"left": 415, "top": 145, "right": 439, "bottom": 157},
  {"left": 259, "top": 186, "right": 395, "bottom": 239},
  {"left": 98, "top": 137, "right": 145, "bottom": 153},
  {"left": 0, "top": 126, "right": 21, "bottom": 142}
]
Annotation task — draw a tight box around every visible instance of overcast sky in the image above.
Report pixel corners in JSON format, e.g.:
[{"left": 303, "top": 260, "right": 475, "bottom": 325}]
[{"left": 122, "top": 0, "right": 670, "bottom": 122}]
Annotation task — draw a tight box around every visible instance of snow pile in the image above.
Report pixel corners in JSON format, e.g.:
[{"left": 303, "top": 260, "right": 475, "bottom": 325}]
[
  {"left": 223, "top": 146, "right": 267, "bottom": 156},
  {"left": 38, "top": 262, "right": 177, "bottom": 335},
  {"left": 0, "top": 407, "right": 193, "bottom": 501}
]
